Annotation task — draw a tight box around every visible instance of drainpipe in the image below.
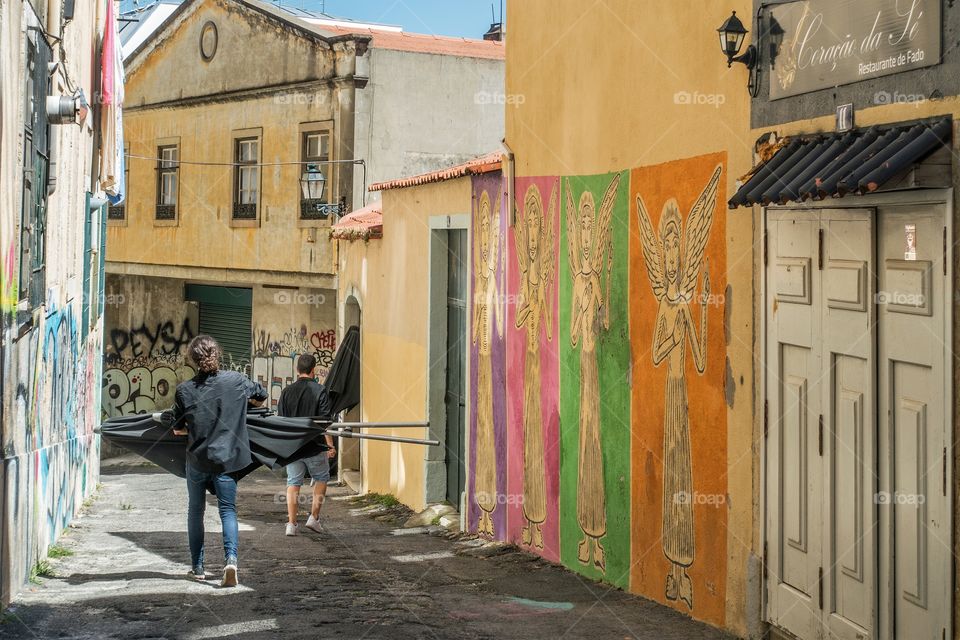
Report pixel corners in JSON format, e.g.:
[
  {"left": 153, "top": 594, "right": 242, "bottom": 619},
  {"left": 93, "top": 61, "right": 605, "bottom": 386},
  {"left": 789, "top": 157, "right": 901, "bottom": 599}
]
[{"left": 501, "top": 138, "right": 515, "bottom": 226}]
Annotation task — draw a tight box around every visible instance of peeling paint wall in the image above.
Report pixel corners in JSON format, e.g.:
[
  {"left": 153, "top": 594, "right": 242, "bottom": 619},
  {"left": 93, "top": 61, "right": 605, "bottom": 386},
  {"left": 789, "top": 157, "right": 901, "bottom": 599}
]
[{"left": 1, "top": 0, "right": 105, "bottom": 605}]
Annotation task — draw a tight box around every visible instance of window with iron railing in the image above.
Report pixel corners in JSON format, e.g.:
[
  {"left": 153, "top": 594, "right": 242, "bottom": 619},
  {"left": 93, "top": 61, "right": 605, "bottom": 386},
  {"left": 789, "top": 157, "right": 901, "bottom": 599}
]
[
  {"left": 300, "top": 131, "right": 332, "bottom": 220},
  {"left": 233, "top": 137, "right": 259, "bottom": 219},
  {"left": 156, "top": 144, "right": 178, "bottom": 220}
]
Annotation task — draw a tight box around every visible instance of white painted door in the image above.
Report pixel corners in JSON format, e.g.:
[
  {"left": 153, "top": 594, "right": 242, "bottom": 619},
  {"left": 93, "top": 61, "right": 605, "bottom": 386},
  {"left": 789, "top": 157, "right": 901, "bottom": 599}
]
[
  {"left": 766, "top": 209, "right": 876, "bottom": 640},
  {"left": 876, "top": 204, "right": 950, "bottom": 640},
  {"left": 821, "top": 212, "right": 876, "bottom": 640}
]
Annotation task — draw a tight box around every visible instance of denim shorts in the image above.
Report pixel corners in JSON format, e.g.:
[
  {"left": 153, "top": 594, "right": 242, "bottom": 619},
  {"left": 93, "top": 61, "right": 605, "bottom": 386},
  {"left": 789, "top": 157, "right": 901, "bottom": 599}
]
[{"left": 286, "top": 453, "right": 331, "bottom": 486}]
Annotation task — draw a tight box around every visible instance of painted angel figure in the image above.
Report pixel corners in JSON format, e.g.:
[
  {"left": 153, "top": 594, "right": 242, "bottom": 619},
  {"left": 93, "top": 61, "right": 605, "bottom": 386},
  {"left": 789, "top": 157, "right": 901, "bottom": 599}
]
[
  {"left": 566, "top": 173, "right": 620, "bottom": 572},
  {"left": 472, "top": 189, "right": 504, "bottom": 537},
  {"left": 635, "top": 165, "right": 721, "bottom": 610},
  {"left": 514, "top": 182, "right": 557, "bottom": 549}
]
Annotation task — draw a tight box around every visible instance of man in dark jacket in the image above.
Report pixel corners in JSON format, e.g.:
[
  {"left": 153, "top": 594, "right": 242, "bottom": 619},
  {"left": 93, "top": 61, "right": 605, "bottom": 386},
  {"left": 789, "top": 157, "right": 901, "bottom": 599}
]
[
  {"left": 171, "top": 335, "right": 267, "bottom": 587},
  {"left": 280, "top": 353, "right": 335, "bottom": 536}
]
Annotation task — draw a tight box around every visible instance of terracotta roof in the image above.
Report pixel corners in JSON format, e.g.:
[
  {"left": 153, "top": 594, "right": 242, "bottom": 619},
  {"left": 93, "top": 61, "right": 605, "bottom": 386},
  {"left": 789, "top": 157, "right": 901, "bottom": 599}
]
[
  {"left": 331, "top": 201, "right": 383, "bottom": 240},
  {"left": 317, "top": 25, "right": 504, "bottom": 60},
  {"left": 369, "top": 152, "right": 503, "bottom": 192}
]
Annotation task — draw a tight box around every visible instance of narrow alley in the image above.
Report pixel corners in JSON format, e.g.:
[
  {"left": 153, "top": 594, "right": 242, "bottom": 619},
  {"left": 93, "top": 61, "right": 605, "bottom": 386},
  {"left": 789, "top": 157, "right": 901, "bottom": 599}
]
[{"left": 1, "top": 459, "right": 730, "bottom": 640}]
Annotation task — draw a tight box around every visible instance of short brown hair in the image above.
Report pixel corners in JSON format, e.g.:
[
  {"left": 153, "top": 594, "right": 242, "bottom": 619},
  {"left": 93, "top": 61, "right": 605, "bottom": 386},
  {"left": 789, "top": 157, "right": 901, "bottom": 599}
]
[
  {"left": 296, "top": 353, "right": 317, "bottom": 375},
  {"left": 188, "top": 335, "right": 221, "bottom": 373}
]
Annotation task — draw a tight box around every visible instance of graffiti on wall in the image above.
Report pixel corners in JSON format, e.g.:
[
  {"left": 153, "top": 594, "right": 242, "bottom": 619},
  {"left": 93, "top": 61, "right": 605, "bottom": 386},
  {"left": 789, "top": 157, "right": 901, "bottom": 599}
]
[
  {"left": 468, "top": 174, "right": 506, "bottom": 539},
  {"left": 253, "top": 325, "right": 337, "bottom": 407},
  {"left": 102, "top": 317, "right": 197, "bottom": 418},
  {"left": 102, "top": 358, "right": 197, "bottom": 418},
  {"left": 5, "top": 302, "right": 100, "bottom": 599},
  {"left": 1, "top": 241, "right": 15, "bottom": 313},
  {"left": 108, "top": 318, "right": 194, "bottom": 360},
  {"left": 511, "top": 179, "right": 558, "bottom": 554},
  {"left": 630, "top": 154, "right": 728, "bottom": 624}
]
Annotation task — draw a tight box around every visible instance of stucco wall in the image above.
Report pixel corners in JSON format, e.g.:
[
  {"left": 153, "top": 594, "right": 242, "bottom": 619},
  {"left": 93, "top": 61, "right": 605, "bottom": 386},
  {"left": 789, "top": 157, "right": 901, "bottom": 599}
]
[
  {"left": 0, "top": 0, "right": 104, "bottom": 604},
  {"left": 337, "top": 177, "right": 472, "bottom": 511},
  {"left": 503, "top": 1, "right": 756, "bottom": 635},
  {"left": 352, "top": 46, "right": 505, "bottom": 205}
]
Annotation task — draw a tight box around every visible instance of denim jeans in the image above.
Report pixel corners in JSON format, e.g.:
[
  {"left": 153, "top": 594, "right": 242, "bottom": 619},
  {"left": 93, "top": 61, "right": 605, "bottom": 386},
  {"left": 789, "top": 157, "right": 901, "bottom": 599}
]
[{"left": 186, "top": 464, "right": 239, "bottom": 568}]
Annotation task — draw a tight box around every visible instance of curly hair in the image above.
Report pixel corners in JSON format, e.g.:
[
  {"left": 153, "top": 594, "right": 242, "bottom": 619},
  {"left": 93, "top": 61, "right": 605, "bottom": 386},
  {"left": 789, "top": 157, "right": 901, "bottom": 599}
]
[{"left": 187, "top": 335, "right": 221, "bottom": 373}]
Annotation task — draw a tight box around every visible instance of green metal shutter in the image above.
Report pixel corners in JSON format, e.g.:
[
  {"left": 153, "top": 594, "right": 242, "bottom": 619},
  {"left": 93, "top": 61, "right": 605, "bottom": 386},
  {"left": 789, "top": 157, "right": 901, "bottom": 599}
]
[{"left": 198, "top": 302, "right": 252, "bottom": 369}]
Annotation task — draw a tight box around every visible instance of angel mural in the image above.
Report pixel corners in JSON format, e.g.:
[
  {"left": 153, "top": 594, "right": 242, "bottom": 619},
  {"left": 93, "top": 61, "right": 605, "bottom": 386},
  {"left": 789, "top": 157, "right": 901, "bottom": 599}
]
[
  {"left": 566, "top": 173, "right": 621, "bottom": 572},
  {"left": 472, "top": 188, "right": 504, "bottom": 537},
  {"left": 635, "top": 165, "right": 721, "bottom": 610},
  {"left": 514, "top": 183, "right": 557, "bottom": 549}
]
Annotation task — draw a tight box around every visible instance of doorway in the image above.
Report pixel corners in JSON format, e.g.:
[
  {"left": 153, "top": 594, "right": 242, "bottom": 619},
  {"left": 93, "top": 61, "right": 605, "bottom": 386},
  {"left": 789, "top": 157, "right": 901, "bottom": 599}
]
[
  {"left": 764, "top": 196, "right": 952, "bottom": 640},
  {"left": 444, "top": 229, "right": 468, "bottom": 506}
]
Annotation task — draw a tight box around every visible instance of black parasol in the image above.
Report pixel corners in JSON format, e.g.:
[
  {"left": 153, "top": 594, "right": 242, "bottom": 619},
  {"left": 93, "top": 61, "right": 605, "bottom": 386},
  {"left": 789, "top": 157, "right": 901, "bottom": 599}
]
[
  {"left": 98, "top": 408, "right": 331, "bottom": 481},
  {"left": 326, "top": 325, "right": 360, "bottom": 416}
]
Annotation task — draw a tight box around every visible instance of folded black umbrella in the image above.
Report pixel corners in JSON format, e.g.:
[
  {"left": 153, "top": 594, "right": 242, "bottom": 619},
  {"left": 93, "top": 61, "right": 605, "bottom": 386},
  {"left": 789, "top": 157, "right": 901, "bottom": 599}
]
[{"left": 98, "top": 408, "right": 331, "bottom": 481}]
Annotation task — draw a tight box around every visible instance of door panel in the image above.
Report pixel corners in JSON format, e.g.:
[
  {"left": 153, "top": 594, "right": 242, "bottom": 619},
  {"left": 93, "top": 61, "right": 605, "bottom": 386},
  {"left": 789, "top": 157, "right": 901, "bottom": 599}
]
[
  {"left": 822, "top": 213, "right": 875, "bottom": 640},
  {"left": 767, "top": 209, "right": 876, "bottom": 640},
  {"left": 877, "top": 206, "right": 949, "bottom": 640},
  {"left": 445, "top": 229, "right": 468, "bottom": 505},
  {"left": 766, "top": 213, "right": 821, "bottom": 640}
]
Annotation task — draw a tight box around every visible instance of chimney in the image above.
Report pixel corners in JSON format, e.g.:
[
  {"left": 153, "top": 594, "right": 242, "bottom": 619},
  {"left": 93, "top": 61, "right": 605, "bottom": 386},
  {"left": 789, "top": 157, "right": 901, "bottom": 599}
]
[{"left": 483, "top": 22, "right": 503, "bottom": 41}]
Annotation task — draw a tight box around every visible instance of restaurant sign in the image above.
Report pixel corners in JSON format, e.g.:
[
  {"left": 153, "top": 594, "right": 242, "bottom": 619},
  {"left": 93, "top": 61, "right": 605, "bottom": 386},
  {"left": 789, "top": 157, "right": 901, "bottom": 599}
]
[{"left": 770, "top": 0, "right": 941, "bottom": 100}]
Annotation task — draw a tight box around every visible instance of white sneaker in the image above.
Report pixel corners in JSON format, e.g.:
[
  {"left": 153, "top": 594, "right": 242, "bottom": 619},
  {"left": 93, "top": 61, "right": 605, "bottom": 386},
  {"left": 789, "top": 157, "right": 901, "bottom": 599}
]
[
  {"left": 285, "top": 523, "right": 298, "bottom": 536},
  {"left": 305, "top": 515, "right": 325, "bottom": 534},
  {"left": 221, "top": 563, "right": 238, "bottom": 588}
]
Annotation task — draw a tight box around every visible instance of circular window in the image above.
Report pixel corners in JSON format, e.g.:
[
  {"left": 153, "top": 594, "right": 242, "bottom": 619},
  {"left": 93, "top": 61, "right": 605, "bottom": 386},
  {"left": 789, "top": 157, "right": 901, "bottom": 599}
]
[{"left": 200, "top": 21, "right": 218, "bottom": 61}]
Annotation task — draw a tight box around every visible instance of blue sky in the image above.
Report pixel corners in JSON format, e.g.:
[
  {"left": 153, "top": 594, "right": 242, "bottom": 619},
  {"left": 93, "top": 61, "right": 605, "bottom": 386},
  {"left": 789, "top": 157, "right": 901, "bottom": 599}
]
[
  {"left": 322, "top": 0, "right": 503, "bottom": 38},
  {"left": 122, "top": 1, "right": 504, "bottom": 39}
]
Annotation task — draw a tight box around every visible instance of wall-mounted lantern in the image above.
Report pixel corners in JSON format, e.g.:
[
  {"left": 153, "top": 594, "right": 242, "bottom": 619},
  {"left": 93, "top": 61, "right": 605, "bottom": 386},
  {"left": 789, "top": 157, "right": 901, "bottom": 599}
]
[
  {"left": 717, "top": 11, "right": 759, "bottom": 97},
  {"left": 300, "top": 163, "right": 346, "bottom": 220},
  {"left": 717, "top": 11, "right": 756, "bottom": 68}
]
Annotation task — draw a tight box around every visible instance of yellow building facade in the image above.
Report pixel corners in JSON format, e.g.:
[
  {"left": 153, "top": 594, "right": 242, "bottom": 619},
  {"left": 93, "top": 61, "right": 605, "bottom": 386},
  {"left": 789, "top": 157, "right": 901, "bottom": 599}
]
[{"left": 503, "top": 2, "right": 757, "bottom": 635}]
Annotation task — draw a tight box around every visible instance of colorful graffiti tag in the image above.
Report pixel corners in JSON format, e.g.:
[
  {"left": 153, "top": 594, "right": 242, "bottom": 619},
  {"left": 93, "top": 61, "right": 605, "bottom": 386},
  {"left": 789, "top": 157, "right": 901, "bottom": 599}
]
[
  {"left": 253, "top": 325, "right": 337, "bottom": 408},
  {"left": 4, "top": 303, "right": 100, "bottom": 601}
]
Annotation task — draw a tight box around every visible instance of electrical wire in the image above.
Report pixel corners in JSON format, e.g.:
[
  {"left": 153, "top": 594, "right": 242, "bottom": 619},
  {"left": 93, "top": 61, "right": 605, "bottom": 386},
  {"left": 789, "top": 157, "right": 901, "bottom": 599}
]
[{"left": 126, "top": 154, "right": 365, "bottom": 168}]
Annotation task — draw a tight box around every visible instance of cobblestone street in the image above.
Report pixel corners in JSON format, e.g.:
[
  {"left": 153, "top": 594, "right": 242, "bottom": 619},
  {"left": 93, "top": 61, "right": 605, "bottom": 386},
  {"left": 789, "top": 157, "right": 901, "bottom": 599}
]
[{"left": 1, "top": 459, "right": 732, "bottom": 640}]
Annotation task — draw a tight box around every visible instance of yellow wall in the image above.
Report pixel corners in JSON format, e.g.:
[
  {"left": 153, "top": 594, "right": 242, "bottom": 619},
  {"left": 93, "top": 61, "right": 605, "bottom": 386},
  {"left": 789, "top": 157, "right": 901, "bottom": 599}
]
[
  {"left": 338, "top": 178, "right": 472, "bottom": 511},
  {"left": 111, "top": 99, "right": 339, "bottom": 275},
  {"left": 109, "top": 0, "right": 360, "bottom": 278},
  {"left": 506, "top": 1, "right": 755, "bottom": 634}
]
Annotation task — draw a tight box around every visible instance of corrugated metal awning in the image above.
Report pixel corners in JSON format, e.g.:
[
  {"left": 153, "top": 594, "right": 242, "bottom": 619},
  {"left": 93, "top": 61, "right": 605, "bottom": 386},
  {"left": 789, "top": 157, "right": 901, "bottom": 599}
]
[{"left": 728, "top": 117, "right": 952, "bottom": 209}]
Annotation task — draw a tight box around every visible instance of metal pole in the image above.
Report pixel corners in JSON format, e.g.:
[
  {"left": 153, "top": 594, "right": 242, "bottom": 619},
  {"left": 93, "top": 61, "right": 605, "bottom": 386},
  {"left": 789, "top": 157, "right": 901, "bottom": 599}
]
[
  {"left": 330, "top": 422, "right": 429, "bottom": 429},
  {"left": 325, "top": 429, "right": 439, "bottom": 447}
]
